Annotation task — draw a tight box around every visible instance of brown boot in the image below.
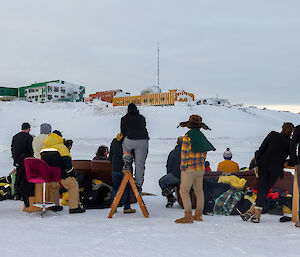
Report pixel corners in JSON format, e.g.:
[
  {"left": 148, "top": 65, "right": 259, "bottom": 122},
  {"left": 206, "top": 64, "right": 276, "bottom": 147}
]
[
  {"left": 175, "top": 212, "right": 193, "bottom": 224},
  {"left": 295, "top": 221, "right": 300, "bottom": 228},
  {"left": 251, "top": 207, "right": 262, "bottom": 223},
  {"left": 193, "top": 210, "right": 203, "bottom": 221},
  {"left": 240, "top": 204, "right": 255, "bottom": 221}
]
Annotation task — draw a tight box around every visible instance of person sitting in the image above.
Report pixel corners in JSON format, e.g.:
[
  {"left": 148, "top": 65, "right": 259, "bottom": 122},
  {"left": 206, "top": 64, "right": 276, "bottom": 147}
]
[
  {"left": 40, "top": 130, "right": 85, "bottom": 214},
  {"left": 93, "top": 145, "right": 108, "bottom": 160},
  {"left": 217, "top": 148, "right": 240, "bottom": 173},
  {"left": 64, "top": 139, "right": 73, "bottom": 151},
  {"left": 159, "top": 136, "right": 183, "bottom": 208},
  {"left": 205, "top": 161, "right": 212, "bottom": 172},
  {"left": 109, "top": 133, "right": 135, "bottom": 213}
]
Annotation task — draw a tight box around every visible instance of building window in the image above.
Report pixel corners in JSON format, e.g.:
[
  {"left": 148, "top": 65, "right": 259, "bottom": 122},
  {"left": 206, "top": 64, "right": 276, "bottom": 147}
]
[
  {"left": 54, "top": 87, "right": 59, "bottom": 92},
  {"left": 54, "top": 95, "right": 59, "bottom": 98},
  {"left": 61, "top": 87, "right": 66, "bottom": 94},
  {"left": 48, "top": 86, "right": 52, "bottom": 92}
]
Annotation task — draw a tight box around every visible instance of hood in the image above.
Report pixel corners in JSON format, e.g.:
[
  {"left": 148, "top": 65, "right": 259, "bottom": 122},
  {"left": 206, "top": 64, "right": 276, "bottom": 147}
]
[{"left": 43, "top": 133, "right": 63, "bottom": 147}]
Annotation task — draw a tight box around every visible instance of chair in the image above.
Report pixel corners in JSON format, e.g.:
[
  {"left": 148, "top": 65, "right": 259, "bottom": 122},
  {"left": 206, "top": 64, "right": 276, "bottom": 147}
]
[{"left": 24, "top": 158, "right": 61, "bottom": 217}]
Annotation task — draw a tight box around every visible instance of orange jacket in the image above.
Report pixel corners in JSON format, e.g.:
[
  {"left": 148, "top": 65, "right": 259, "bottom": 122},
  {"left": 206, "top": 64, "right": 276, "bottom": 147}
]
[{"left": 217, "top": 160, "right": 239, "bottom": 173}]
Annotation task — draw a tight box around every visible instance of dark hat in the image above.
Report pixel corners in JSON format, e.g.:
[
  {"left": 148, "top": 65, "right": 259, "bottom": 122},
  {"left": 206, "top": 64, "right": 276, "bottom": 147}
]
[
  {"left": 128, "top": 103, "right": 138, "bottom": 113},
  {"left": 52, "top": 130, "right": 62, "bottom": 137},
  {"left": 178, "top": 115, "right": 211, "bottom": 130},
  {"left": 21, "top": 122, "right": 31, "bottom": 130}
]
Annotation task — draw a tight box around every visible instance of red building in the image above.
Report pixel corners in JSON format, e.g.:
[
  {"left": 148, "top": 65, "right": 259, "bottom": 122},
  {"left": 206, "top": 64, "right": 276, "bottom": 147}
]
[{"left": 89, "top": 89, "right": 125, "bottom": 103}]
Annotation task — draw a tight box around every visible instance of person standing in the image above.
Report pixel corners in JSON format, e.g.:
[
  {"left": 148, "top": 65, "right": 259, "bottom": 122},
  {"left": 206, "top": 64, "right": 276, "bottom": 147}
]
[
  {"left": 121, "top": 103, "right": 149, "bottom": 192},
  {"left": 11, "top": 122, "right": 34, "bottom": 201},
  {"left": 175, "top": 115, "right": 216, "bottom": 223},
  {"left": 291, "top": 125, "right": 300, "bottom": 227},
  {"left": 32, "top": 123, "right": 52, "bottom": 158},
  {"left": 241, "top": 122, "right": 294, "bottom": 223},
  {"left": 109, "top": 133, "right": 135, "bottom": 213}
]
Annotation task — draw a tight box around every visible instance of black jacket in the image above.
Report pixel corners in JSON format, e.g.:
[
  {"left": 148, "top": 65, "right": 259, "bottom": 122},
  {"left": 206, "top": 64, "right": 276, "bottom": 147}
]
[
  {"left": 291, "top": 125, "right": 300, "bottom": 165},
  {"left": 109, "top": 138, "right": 124, "bottom": 172},
  {"left": 166, "top": 144, "right": 181, "bottom": 179},
  {"left": 40, "top": 150, "right": 73, "bottom": 179},
  {"left": 11, "top": 132, "right": 34, "bottom": 201},
  {"left": 255, "top": 131, "right": 291, "bottom": 173},
  {"left": 11, "top": 132, "right": 34, "bottom": 166},
  {"left": 121, "top": 111, "right": 149, "bottom": 140}
]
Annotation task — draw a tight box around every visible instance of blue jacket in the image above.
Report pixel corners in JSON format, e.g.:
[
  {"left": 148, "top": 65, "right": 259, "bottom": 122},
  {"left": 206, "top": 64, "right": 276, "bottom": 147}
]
[{"left": 166, "top": 144, "right": 181, "bottom": 179}]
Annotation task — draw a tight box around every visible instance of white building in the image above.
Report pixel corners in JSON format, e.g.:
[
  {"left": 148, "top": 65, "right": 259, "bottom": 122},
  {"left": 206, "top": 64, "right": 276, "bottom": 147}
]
[{"left": 22, "top": 80, "right": 85, "bottom": 103}]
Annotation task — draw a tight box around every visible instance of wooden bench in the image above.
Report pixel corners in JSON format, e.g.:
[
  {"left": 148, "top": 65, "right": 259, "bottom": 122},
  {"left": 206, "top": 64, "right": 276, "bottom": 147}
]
[
  {"left": 72, "top": 160, "right": 137, "bottom": 203},
  {"left": 177, "top": 170, "right": 294, "bottom": 209}
]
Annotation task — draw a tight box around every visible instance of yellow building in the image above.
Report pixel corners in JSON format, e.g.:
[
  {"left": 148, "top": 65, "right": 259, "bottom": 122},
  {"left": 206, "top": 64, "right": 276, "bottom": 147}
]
[{"left": 113, "top": 89, "right": 194, "bottom": 107}]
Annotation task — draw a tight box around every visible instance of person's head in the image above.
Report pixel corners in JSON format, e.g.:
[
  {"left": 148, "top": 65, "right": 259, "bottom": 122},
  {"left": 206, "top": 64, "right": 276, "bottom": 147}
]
[
  {"left": 205, "top": 161, "right": 210, "bottom": 168},
  {"left": 177, "top": 136, "right": 183, "bottom": 145},
  {"left": 223, "top": 148, "right": 232, "bottom": 160},
  {"left": 21, "top": 122, "right": 31, "bottom": 133},
  {"left": 127, "top": 103, "right": 138, "bottom": 114},
  {"left": 96, "top": 145, "right": 108, "bottom": 158},
  {"left": 40, "top": 123, "right": 51, "bottom": 135},
  {"left": 64, "top": 139, "right": 73, "bottom": 151},
  {"left": 52, "top": 130, "right": 62, "bottom": 137},
  {"left": 281, "top": 122, "right": 294, "bottom": 137},
  {"left": 178, "top": 115, "right": 211, "bottom": 130}
]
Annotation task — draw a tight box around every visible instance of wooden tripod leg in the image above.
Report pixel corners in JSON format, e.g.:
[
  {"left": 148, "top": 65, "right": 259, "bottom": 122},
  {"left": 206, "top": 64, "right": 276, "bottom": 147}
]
[
  {"left": 108, "top": 172, "right": 130, "bottom": 218},
  {"left": 127, "top": 173, "right": 149, "bottom": 218}
]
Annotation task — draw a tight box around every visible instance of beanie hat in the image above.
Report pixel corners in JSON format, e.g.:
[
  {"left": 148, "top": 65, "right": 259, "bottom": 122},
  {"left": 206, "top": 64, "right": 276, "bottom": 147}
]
[
  {"left": 21, "top": 122, "right": 31, "bottom": 130},
  {"left": 223, "top": 148, "right": 232, "bottom": 160},
  {"left": 40, "top": 123, "right": 52, "bottom": 134},
  {"left": 52, "top": 130, "right": 62, "bottom": 137}
]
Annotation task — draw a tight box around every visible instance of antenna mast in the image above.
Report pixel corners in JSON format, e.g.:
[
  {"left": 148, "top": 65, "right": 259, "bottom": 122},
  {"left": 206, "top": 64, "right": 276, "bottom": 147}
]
[{"left": 157, "top": 42, "right": 160, "bottom": 87}]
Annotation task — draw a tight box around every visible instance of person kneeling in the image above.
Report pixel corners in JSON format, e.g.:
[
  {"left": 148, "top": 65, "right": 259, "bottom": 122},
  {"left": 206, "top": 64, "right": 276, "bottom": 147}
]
[
  {"left": 40, "top": 130, "right": 85, "bottom": 214},
  {"left": 158, "top": 136, "right": 183, "bottom": 208}
]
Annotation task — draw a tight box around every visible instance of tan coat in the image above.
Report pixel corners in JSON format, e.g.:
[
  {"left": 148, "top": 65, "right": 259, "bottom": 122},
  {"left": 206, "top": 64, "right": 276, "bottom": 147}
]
[{"left": 32, "top": 134, "right": 48, "bottom": 158}]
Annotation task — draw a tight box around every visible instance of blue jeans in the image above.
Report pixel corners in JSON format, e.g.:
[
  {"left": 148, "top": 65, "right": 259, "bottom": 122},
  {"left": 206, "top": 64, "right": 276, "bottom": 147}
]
[
  {"left": 159, "top": 173, "right": 180, "bottom": 190},
  {"left": 112, "top": 171, "right": 131, "bottom": 210}
]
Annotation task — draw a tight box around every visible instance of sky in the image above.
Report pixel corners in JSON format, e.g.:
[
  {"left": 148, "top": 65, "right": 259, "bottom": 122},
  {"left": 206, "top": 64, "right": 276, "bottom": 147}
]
[{"left": 0, "top": 0, "right": 299, "bottom": 108}]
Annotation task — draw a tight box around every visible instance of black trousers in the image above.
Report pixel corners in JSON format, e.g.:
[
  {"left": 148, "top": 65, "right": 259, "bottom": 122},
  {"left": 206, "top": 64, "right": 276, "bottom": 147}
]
[{"left": 256, "top": 166, "right": 281, "bottom": 208}]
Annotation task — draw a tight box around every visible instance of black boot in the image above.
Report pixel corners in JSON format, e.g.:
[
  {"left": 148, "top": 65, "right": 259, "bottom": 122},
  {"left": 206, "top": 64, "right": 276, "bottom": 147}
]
[
  {"left": 166, "top": 194, "right": 176, "bottom": 208},
  {"left": 162, "top": 185, "right": 176, "bottom": 197},
  {"left": 69, "top": 204, "right": 86, "bottom": 214},
  {"left": 123, "top": 154, "right": 133, "bottom": 171}
]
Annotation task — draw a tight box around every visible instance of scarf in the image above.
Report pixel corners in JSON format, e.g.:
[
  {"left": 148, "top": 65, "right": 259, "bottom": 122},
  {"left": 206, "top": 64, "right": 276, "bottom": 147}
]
[{"left": 187, "top": 128, "right": 216, "bottom": 153}]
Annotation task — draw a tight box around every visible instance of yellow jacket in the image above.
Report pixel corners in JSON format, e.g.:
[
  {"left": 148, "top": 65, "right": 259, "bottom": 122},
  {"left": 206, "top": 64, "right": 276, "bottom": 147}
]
[
  {"left": 41, "top": 133, "right": 71, "bottom": 158},
  {"left": 217, "top": 160, "right": 239, "bottom": 173}
]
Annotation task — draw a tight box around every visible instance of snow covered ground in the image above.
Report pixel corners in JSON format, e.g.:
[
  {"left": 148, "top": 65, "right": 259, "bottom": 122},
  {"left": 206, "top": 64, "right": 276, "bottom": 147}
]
[{"left": 0, "top": 101, "right": 300, "bottom": 256}]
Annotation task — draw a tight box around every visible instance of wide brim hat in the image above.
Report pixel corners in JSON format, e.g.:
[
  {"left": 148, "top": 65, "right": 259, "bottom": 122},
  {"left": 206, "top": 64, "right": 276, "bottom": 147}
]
[{"left": 178, "top": 115, "right": 210, "bottom": 130}]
